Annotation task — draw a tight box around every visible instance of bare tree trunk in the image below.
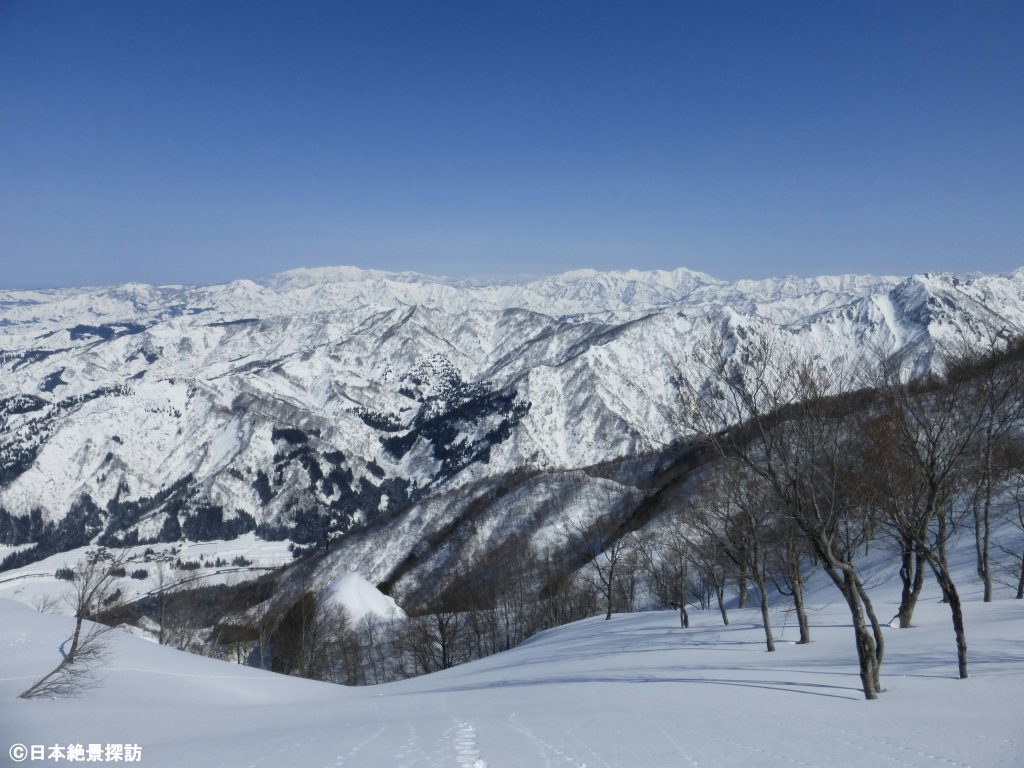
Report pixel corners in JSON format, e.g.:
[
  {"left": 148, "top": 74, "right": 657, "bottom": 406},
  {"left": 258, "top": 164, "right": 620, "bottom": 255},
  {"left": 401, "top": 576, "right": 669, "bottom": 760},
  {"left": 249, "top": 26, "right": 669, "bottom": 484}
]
[
  {"left": 817, "top": 560, "right": 880, "bottom": 700},
  {"left": 926, "top": 555, "right": 969, "bottom": 679},
  {"left": 1017, "top": 550, "right": 1024, "bottom": 600},
  {"left": 897, "top": 536, "right": 926, "bottom": 628},
  {"left": 789, "top": 568, "right": 811, "bottom": 644},
  {"left": 973, "top": 441, "right": 994, "bottom": 603},
  {"left": 604, "top": 557, "right": 615, "bottom": 621},
  {"left": 756, "top": 576, "right": 774, "bottom": 652},
  {"left": 853, "top": 622, "right": 880, "bottom": 699},
  {"left": 937, "top": 515, "right": 950, "bottom": 604},
  {"left": 780, "top": 542, "right": 811, "bottom": 643},
  {"left": 714, "top": 580, "right": 728, "bottom": 626},
  {"left": 678, "top": 570, "right": 690, "bottom": 628},
  {"left": 65, "top": 615, "right": 85, "bottom": 663},
  {"left": 854, "top": 574, "right": 884, "bottom": 666},
  {"left": 979, "top": 458, "right": 993, "bottom": 602},
  {"left": 842, "top": 570, "right": 881, "bottom": 699},
  {"left": 158, "top": 589, "right": 166, "bottom": 645},
  {"left": 737, "top": 572, "right": 748, "bottom": 609},
  {"left": 156, "top": 564, "right": 168, "bottom": 645}
]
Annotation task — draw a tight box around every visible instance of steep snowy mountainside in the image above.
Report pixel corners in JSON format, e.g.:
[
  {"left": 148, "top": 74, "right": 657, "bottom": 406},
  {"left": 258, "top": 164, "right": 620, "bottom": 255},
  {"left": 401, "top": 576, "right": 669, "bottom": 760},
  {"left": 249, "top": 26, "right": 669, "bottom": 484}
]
[{"left": 2, "top": 265, "right": 1024, "bottom": 568}]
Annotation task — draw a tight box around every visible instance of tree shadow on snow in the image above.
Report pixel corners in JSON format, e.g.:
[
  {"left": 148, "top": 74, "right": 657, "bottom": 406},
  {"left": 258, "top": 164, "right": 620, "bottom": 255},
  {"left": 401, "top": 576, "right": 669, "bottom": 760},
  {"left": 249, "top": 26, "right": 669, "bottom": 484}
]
[{"left": 413, "top": 673, "right": 864, "bottom": 701}]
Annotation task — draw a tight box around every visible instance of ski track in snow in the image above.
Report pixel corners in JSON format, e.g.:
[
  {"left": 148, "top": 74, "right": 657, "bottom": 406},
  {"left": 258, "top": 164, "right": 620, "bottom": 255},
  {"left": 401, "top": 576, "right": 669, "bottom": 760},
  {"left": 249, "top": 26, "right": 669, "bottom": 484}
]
[
  {"left": 676, "top": 722, "right": 826, "bottom": 768},
  {"left": 565, "top": 728, "right": 612, "bottom": 768},
  {"left": 508, "top": 713, "right": 586, "bottom": 768},
  {"left": 333, "top": 724, "right": 386, "bottom": 767},
  {"left": 812, "top": 721, "right": 976, "bottom": 768},
  {"left": 811, "top": 727, "right": 945, "bottom": 768},
  {"left": 656, "top": 724, "right": 705, "bottom": 768},
  {"left": 393, "top": 720, "right": 422, "bottom": 768}
]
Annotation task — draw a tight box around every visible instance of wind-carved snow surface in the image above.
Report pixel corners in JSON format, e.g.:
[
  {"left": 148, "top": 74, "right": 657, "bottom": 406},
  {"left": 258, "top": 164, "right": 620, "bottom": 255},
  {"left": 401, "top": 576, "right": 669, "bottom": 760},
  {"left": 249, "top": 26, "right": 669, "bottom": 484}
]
[
  {"left": 2, "top": 265, "right": 1024, "bottom": 563},
  {"left": 1, "top": 530, "right": 1022, "bottom": 767}
]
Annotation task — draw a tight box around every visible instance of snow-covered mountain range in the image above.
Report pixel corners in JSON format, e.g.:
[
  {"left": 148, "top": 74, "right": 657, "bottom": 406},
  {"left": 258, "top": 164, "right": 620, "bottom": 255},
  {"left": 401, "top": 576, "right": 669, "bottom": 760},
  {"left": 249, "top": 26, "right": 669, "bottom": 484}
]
[{"left": 3, "top": 265, "right": 1024, "bottom": 567}]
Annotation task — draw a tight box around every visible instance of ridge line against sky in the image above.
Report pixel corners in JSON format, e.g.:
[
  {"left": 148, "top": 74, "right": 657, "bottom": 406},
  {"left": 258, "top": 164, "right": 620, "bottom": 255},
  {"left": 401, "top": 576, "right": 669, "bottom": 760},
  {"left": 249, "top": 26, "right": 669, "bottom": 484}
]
[
  {"left": 1, "top": 1, "right": 1022, "bottom": 288},
  {"left": 4, "top": 262, "right": 1012, "bottom": 295}
]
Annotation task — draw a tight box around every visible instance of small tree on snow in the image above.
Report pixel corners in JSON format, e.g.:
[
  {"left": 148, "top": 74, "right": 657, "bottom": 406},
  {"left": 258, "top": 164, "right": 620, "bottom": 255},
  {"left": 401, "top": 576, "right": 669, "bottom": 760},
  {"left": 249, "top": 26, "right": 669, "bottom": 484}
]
[
  {"left": 561, "top": 512, "right": 638, "bottom": 621},
  {"left": 19, "top": 549, "right": 126, "bottom": 699}
]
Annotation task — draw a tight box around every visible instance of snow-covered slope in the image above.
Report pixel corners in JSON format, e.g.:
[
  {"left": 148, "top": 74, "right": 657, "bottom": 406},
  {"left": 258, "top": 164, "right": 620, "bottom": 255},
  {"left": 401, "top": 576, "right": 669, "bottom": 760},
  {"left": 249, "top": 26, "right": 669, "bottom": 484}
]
[
  {"left": 2, "top": 265, "right": 1024, "bottom": 567},
  {"left": 2, "top": 530, "right": 1021, "bottom": 768},
  {"left": 323, "top": 571, "right": 405, "bottom": 622}
]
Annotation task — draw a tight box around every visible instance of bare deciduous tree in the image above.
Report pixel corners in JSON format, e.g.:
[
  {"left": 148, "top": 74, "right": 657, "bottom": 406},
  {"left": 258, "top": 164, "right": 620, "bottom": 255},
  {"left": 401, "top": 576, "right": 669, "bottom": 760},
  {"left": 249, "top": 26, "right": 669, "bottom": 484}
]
[
  {"left": 19, "top": 549, "right": 126, "bottom": 699},
  {"left": 1003, "top": 477, "right": 1024, "bottom": 599},
  {"left": 874, "top": 351, "right": 988, "bottom": 679},
  {"left": 561, "top": 512, "right": 638, "bottom": 621},
  {"left": 691, "top": 465, "right": 779, "bottom": 651},
  {"left": 679, "top": 336, "right": 885, "bottom": 699},
  {"left": 684, "top": 520, "right": 732, "bottom": 626},
  {"left": 637, "top": 525, "right": 693, "bottom": 628},
  {"left": 956, "top": 333, "right": 1024, "bottom": 602},
  {"left": 767, "top": 514, "right": 812, "bottom": 644},
  {"left": 32, "top": 593, "right": 61, "bottom": 614}
]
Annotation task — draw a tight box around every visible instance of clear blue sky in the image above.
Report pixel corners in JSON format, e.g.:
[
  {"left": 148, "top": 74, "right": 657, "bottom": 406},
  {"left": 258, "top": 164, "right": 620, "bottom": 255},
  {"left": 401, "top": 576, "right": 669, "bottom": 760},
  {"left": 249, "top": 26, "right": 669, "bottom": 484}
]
[{"left": 1, "top": 1, "right": 1022, "bottom": 288}]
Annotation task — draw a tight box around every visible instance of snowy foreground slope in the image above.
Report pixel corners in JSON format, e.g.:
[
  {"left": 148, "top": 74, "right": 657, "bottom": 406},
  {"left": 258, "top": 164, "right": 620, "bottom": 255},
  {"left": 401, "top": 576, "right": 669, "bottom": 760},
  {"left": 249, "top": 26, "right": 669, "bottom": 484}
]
[{"left": 2, "top": 552, "right": 1021, "bottom": 768}]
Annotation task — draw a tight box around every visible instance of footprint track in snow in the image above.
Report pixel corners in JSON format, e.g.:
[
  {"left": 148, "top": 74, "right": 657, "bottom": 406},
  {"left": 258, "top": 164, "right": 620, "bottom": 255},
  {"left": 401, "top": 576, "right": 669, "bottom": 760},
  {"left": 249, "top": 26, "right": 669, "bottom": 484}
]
[
  {"left": 334, "top": 725, "right": 387, "bottom": 766},
  {"left": 452, "top": 722, "right": 488, "bottom": 768},
  {"left": 394, "top": 720, "right": 422, "bottom": 768},
  {"left": 813, "top": 721, "right": 976, "bottom": 768},
  {"left": 677, "top": 723, "right": 820, "bottom": 768},
  {"left": 657, "top": 724, "right": 706, "bottom": 768},
  {"left": 508, "top": 714, "right": 587, "bottom": 768}
]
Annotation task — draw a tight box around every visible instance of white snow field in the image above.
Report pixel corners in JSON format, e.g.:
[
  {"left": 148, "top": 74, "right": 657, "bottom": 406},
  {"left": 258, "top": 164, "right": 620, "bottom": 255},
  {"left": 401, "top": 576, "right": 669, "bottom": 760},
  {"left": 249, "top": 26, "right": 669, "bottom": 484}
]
[
  {"left": 2, "top": 549, "right": 1022, "bottom": 768},
  {"left": 323, "top": 571, "right": 406, "bottom": 623},
  {"left": 0, "top": 536, "right": 294, "bottom": 615}
]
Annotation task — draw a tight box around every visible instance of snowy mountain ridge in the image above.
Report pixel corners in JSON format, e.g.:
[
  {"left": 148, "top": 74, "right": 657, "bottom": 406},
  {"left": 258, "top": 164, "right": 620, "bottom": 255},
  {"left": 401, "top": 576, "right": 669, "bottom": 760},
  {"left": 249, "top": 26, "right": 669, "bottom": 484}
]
[
  {"left": 2, "top": 264, "right": 1024, "bottom": 567},
  {"left": 1, "top": 265, "right": 897, "bottom": 329}
]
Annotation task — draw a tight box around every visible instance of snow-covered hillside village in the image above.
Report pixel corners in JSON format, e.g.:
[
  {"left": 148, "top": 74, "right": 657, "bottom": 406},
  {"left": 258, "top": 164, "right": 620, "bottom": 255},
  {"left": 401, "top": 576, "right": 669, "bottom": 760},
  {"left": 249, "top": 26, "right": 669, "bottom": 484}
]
[
  {"left": 2, "top": 265, "right": 1024, "bottom": 767},
  {"left": 4, "top": 3, "right": 1024, "bottom": 767}
]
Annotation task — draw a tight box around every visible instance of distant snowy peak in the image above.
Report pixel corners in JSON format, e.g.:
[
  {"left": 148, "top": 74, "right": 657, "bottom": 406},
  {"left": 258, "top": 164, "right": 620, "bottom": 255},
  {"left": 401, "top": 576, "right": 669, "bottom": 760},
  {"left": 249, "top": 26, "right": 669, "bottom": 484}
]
[
  {"left": 259, "top": 264, "right": 725, "bottom": 320},
  {"left": 0, "top": 264, "right": 954, "bottom": 329},
  {"left": 269, "top": 264, "right": 718, "bottom": 289},
  {"left": 269, "top": 265, "right": 447, "bottom": 288}
]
